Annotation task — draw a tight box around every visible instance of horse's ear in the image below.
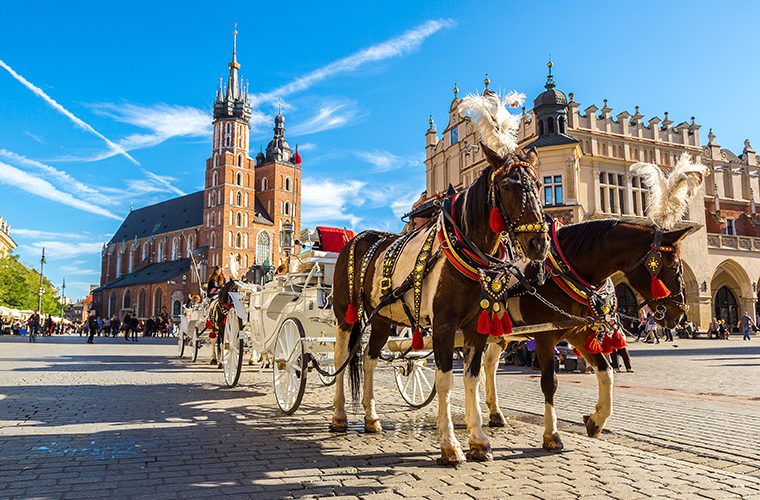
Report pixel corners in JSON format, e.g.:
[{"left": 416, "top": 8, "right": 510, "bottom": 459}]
[
  {"left": 480, "top": 141, "right": 504, "bottom": 167},
  {"left": 525, "top": 147, "right": 538, "bottom": 167},
  {"left": 663, "top": 226, "right": 694, "bottom": 244}
]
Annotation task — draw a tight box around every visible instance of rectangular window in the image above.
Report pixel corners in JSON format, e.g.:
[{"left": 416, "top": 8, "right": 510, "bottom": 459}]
[
  {"left": 543, "top": 175, "right": 564, "bottom": 206},
  {"left": 725, "top": 218, "right": 736, "bottom": 236},
  {"left": 631, "top": 175, "right": 647, "bottom": 216},
  {"left": 600, "top": 171, "right": 625, "bottom": 215}
]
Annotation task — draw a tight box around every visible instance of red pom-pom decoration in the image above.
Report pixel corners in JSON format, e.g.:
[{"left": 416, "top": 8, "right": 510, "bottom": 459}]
[
  {"left": 411, "top": 326, "right": 424, "bottom": 351},
  {"left": 209, "top": 331, "right": 216, "bottom": 339},
  {"left": 650, "top": 276, "right": 671, "bottom": 299},
  {"left": 477, "top": 310, "right": 492, "bottom": 335},
  {"left": 205, "top": 320, "right": 213, "bottom": 330},
  {"left": 489, "top": 206, "right": 507, "bottom": 233},
  {"left": 490, "top": 315, "right": 505, "bottom": 337},
  {"left": 612, "top": 330, "right": 627, "bottom": 350},
  {"left": 501, "top": 311, "right": 513, "bottom": 334},
  {"left": 345, "top": 303, "right": 359, "bottom": 325},
  {"left": 601, "top": 334, "right": 614, "bottom": 354},
  {"left": 583, "top": 333, "right": 603, "bottom": 354}
]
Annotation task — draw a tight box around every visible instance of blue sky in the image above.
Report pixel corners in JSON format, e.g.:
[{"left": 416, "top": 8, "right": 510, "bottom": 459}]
[{"left": 1, "top": 0, "right": 759, "bottom": 300}]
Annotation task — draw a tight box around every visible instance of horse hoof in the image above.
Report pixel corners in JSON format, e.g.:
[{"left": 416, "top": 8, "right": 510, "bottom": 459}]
[
  {"left": 583, "top": 414, "right": 602, "bottom": 438},
  {"left": 329, "top": 417, "right": 348, "bottom": 433},
  {"left": 488, "top": 412, "right": 507, "bottom": 428},
  {"left": 542, "top": 433, "right": 564, "bottom": 452},
  {"left": 466, "top": 444, "right": 493, "bottom": 462},
  {"left": 437, "top": 446, "right": 466, "bottom": 466},
  {"left": 363, "top": 419, "right": 383, "bottom": 433}
]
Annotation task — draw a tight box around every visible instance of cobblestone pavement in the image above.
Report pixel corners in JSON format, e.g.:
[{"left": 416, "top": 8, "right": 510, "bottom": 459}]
[{"left": 1, "top": 335, "right": 759, "bottom": 499}]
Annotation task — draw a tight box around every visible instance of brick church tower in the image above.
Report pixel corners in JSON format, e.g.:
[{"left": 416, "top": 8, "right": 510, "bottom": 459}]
[{"left": 200, "top": 28, "right": 301, "bottom": 279}]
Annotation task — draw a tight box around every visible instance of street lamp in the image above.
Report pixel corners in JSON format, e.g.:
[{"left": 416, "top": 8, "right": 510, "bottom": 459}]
[
  {"left": 37, "top": 248, "right": 46, "bottom": 315},
  {"left": 280, "top": 220, "right": 294, "bottom": 257}
]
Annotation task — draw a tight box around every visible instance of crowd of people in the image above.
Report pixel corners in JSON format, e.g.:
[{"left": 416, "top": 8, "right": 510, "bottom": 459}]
[{"left": 82, "top": 310, "right": 176, "bottom": 344}]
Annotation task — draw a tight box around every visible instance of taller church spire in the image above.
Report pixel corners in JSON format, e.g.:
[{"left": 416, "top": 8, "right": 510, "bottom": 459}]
[
  {"left": 226, "top": 24, "right": 240, "bottom": 100},
  {"left": 213, "top": 25, "right": 251, "bottom": 124}
]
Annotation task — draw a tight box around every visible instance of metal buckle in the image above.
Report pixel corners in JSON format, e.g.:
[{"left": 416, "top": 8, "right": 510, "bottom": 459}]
[{"left": 380, "top": 277, "right": 392, "bottom": 293}]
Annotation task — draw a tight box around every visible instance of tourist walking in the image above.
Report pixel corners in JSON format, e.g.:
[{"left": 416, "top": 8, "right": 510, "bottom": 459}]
[
  {"left": 130, "top": 315, "right": 139, "bottom": 342},
  {"left": 738, "top": 311, "right": 754, "bottom": 341},
  {"left": 610, "top": 347, "right": 634, "bottom": 373},
  {"left": 27, "top": 313, "right": 39, "bottom": 343},
  {"left": 122, "top": 313, "right": 132, "bottom": 341},
  {"left": 643, "top": 313, "right": 659, "bottom": 344},
  {"left": 86, "top": 312, "right": 97, "bottom": 344}
]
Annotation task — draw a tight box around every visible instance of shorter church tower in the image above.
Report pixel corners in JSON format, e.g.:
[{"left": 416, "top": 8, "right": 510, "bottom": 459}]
[{"left": 255, "top": 107, "right": 302, "bottom": 266}]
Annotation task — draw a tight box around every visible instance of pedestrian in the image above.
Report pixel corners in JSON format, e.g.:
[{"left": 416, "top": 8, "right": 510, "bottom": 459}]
[
  {"left": 718, "top": 319, "right": 728, "bottom": 340},
  {"left": 130, "top": 315, "right": 139, "bottom": 342},
  {"left": 664, "top": 326, "right": 674, "bottom": 342},
  {"left": 122, "top": 313, "right": 132, "bottom": 342},
  {"left": 27, "top": 312, "right": 40, "bottom": 343},
  {"left": 87, "top": 312, "right": 97, "bottom": 344},
  {"left": 643, "top": 313, "right": 660, "bottom": 344},
  {"left": 738, "top": 311, "right": 754, "bottom": 341},
  {"left": 610, "top": 347, "right": 634, "bottom": 373}
]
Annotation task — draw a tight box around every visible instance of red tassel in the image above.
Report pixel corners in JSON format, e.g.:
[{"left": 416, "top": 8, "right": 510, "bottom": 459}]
[
  {"left": 345, "top": 304, "right": 359, "bottom": 325},
  {"left": 489, "top": 206, "right": 507, "bottom": 233},
  {"left": 205, "top": 320, "right": 213, "bottom": 330},
  {"left": 650, "top": 276, "right": 671, "bottom": 299},
  {"left": 583, "top": 333, "right": 603, "bottom": 354},
  {"left": 601, "top": 335, "right": 614, "bottom": 354},
  {"left": 209, "top": 331, "right": 216, "bottom": 339},
  {"left": 477, "top": 310, "right": 492, "bottom": 335},
  {"left": 490, "top": 315, "right": 505, "bottom": 337},
  {"left": 501, "top": 311, "right": 513, "bottom": 334},
  {"left": 411, "top": 327, "right": 424, "bottom": 350},
  {"left": 612, "top": 330, "right": 627, "bottom": 350}
]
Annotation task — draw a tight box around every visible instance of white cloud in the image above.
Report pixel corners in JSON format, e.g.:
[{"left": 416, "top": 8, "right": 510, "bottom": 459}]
[
  {"left": 289, "top": 99, "right": 364, "bottom": 136},
  {"left": 296, "top": 143, "right": 317, "bottom": 152},
  {"left": 255, "top": 19, "right": 456, "bottom": 103},
  {"left": 354, "top": 149, "right": 423, "bottom": 173},
  {"left": 0, "top": 58, "right": 139, "bottom": 165},
  {"left": 24, "top": 240, "right": 103, "bottom": 260},
  {"left": 23, "top": 131, "right": 44, "bottom": 143},
  {"left": 301, "top": 177, "right": 366, "bottom": 228},
  {"left": 391, "top": 191, "right": 424, "bottom": 219},
  {"left": 0, "top": 161, "right": 121, "bottom": 220}
]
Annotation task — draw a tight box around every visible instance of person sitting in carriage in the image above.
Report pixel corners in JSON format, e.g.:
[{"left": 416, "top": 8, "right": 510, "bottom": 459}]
[{"left": 206, "top": 266, "right": 226, "bottom": 298}]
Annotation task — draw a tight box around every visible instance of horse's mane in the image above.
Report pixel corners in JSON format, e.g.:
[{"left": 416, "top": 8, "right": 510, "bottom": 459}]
[
  {"left": 556, "top": 219, "right": 625, "bottom": 260},
  {"left": 460, "top": 166, "right": 493, "bottom": 232}
]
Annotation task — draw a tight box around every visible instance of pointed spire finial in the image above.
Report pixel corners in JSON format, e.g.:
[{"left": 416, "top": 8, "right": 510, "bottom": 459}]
[
  {"left": 453, "top": 83, "right": 459, "bottom": 99},
  {"left": 545, "top": 58, "right": 555, "bottom": 90},
  {"left": 484, "top": 73, "right": 490, "bottom": 90},
  {"left": 428, "top": 114, "right": 435, "bottom": 132}
]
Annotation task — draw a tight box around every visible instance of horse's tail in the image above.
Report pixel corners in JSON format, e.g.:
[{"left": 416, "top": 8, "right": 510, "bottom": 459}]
[{"left": 347, "top": 320, "right": 363, "bottom": 401}]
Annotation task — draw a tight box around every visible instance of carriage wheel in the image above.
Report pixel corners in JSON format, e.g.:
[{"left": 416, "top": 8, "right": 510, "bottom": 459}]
[
  {"left": 223, "top": 308, "right": 244, "bottom": 388},
  {"left": 316, "top": 355, "right": 336, "bottom": 386},
  {"left": 273, "top": 318, "right": 307, "bottom": 415},
  {"left": 191, "top": 328, "right": 200, "bottom": 363},
  {"left": 394, "top": 358, "right": 437, "bottom": 409},
  {"left": 177, "top": 330, "right": 186, "bottom": 358}
]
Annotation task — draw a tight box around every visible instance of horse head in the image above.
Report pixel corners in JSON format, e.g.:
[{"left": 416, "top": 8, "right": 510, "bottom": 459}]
[{"left": 481, "top": 143, "right": 549, "bottom": 262}]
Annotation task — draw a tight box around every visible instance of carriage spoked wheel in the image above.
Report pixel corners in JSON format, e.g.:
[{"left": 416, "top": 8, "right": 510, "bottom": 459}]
[
  {"left": 273, "top": 318, "right": 307, "bottom": 415},
  {"left": 394, "top": 357, "right": 437, "bottom": 409},
  {"left": 177, "top": 330, "right": 186, "bottom": 358},
  {"left": 191, "top": 328, "right": 200, "bottom": 363},
  {"left": 223, "top": 308, "right": 244, "bottom": 388},
  {"left": 316, "top": 355, "right": 336, "bottom": 386}
]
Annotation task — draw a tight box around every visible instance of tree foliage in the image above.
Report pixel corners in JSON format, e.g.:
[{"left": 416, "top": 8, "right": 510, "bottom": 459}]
[{"left": 0, "top": 254, "right": 63, "bottom": 315}]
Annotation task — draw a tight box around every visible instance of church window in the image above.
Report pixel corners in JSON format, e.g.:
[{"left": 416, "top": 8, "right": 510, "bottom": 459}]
[
  {"left": 228, "top": 231, "right": 232, "bottom": 247},
  {"left": 244, "top": 213, "right": 248, "bottom": 227},
  {"left": 538, "top": 120, "right": 544, "bottom": 136},
  {"left": 171, "top": 237, "right": 179, "bottom": 260},
  {"left": 235, "top": 232, "right": 242, "bottom": 248},
  {"left": 244, "top": 254, "right": 248, "bottom": 268},
  {"left": 237, "top": 155, "right": 243, "bottom": 167},
  {"left": 725, "top": 218, "right": 737, "bottom": 236},
  {"left": 245, "top": 174, "right": 249, "bottom": 187},
  {"left": 559, "top": 116, "right": 566, "bottom": 134},
  {"left": 153, "top": 288, "right": 163, "bottom": 316},
  {"left": 108, "top": 292, "right": 116, "bottom": 316},
  {"left": 244, "top": 233, "right": 249, "bottom": 249},
  {"left": 261, "top": 177, "right": 269, "bottom": 190},
  {"left": 229, "top": 210, "right": 233, "bottom": 224},
  {"left": 244, "top": 193, "right": 248, "bottom": 207},
  {"left": 256, "top": 231, "right": 271, "bottom": 264},
  {"left": 547, "top": 118, "right": 555, "bottom": 134},
  {"left": 128, "top": 249, "right": 134, "bottom": 273},
  {"left": 214, "top": 153, "right": 219, "bottom": 167},
  {"left": 186, "top": 235, "right": 193, "bottom": 257},
  {"left": 236, "top": 172, "right": 242, "bottom": 185},
  {"left": 212, "top": 171, "right": 218, "bottom": 187},
  {"left": 116, "top": 252, "right": 122, "bottom": 277},
  {"left": 283, "top": 201, "right": 291, "bottom": 216},
  {"left": 236, "top": 212, "right": 242, "bottom": 227},
  {"left": 157, "top": 241, "right": 165, "bottom": 262},
  {"left": 236, "top": 191, "right": 242, "bottom": 206},
  {"left": 225, "top": 123, "right": 231, "bottom": 147},
  {"left": 209, "top": 232, "right": 216, "bottom": 249},
  {"left": 450, "top": 126, "right": 458, "bottom": 145},
  {"left": 141, "top": 243, "right": 148, "bottom": 261},
  {"left": 285, "top": 177, "right": 292, "bottom": 192},
  {"left": 123, "top": 290, "right": 131, "bottom": 310},
  {"left": 543, "top": 175, "right": 563, "bottom": 206}
]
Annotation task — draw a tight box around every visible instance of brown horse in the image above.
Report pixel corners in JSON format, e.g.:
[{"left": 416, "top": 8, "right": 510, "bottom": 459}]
[
  {"left": 483, "top": 219, "right": 692, "bottom": 451},
  {"left": 331, "top": 145, "right": 549, "bottom": 465}
]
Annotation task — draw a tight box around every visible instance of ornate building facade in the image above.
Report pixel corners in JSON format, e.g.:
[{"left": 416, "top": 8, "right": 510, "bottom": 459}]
[
  {"left": 425, "top": 65, "right": 760, "bottom": 329},
  {"left": 0, "top": 215, "right": 16, "bottom": 256},
  {"left": 92, "top": 31, "right": 302, "bottom": 321}
]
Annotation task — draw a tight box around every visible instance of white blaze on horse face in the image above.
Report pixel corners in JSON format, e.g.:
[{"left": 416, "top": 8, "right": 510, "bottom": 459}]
[
  {"left": 332, "top": 326, "right": 350, "bottom": 423},
  {"left": 367, "top": 229, "right": 444, "bottom": 328},
  {"left": 435, "top": 369, "right": 462, "bottom": 453}
]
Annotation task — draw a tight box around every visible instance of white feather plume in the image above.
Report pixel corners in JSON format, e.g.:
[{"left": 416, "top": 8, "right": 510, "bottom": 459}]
[
  {"left": 458, "top": 90, "right": 526, "bottom": 157},
  {"left": 631, "top": 152, "right": 709, "bottom": 229}
]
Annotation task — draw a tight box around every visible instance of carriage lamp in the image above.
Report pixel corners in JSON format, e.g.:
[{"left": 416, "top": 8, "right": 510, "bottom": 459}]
[{"left": 280, "top": 220, "right": 294, "bottom": 257}]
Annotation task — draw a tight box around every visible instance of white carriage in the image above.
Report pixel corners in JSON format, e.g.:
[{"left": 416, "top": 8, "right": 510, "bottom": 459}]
[
  {"left": 176, "top": 298, "right": 215, "bottom": 362},
  {"left": 220, "top": 226, "right": 438, "bottom": 414}
]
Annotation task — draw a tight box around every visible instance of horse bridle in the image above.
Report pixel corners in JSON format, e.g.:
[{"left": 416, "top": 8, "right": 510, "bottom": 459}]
[
  {"left": 625, "top": 229, "right": 689, "bottom": 321},
  {"left": 490, "top": 161, "right": 549, "bottom": 254}
]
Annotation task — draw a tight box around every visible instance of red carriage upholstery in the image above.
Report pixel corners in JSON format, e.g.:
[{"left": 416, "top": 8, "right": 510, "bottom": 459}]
[{"left": 316, "top": 226, "right": 355, "bottom": 253}]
